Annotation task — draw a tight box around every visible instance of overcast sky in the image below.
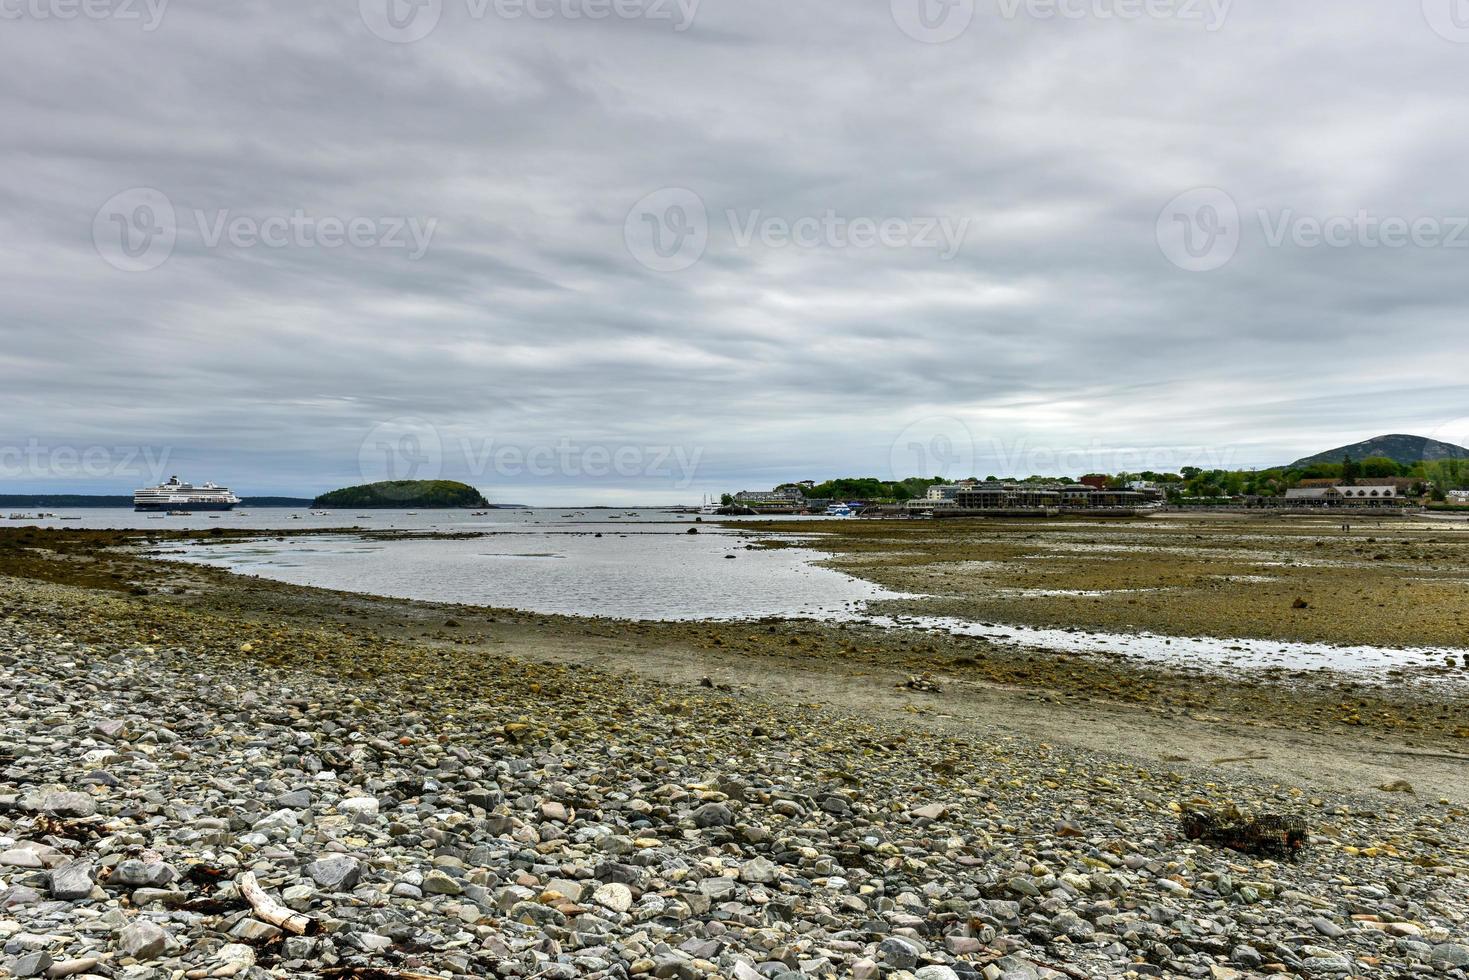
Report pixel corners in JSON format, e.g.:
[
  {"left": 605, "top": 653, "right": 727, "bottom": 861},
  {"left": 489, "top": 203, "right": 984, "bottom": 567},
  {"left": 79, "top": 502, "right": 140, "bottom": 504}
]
[{"left": 2, "top": 0, "right": 1468, "bottom": 503}]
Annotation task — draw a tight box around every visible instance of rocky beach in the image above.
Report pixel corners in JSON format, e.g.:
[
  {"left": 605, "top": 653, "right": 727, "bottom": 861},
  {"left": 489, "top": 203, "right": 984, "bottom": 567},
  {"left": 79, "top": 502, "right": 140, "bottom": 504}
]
[{"left": 2, "top": 522, "right": 1468, "bottom": 979}]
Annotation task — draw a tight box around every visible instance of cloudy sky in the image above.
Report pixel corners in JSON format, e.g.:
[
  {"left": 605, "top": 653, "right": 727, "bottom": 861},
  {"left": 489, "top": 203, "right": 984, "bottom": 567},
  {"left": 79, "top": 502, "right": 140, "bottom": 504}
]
[{"left": 3, "top": 0, "right": 1468, "bottom": 503}]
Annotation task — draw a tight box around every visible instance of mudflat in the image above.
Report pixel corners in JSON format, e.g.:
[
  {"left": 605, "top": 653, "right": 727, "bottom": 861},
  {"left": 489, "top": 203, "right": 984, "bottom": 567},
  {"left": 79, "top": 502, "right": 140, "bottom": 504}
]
[{"left": 754, "top": 512, "right": 1469, "bottom": 650}]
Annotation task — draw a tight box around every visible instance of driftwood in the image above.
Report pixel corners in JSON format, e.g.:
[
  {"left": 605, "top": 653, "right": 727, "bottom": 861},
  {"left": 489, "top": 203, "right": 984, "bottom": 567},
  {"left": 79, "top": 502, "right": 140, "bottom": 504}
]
[
  {"left": 1181, "top": 804, "right": 1306, "bottom": 860},
  {"left": 238, "top": 871, "right": 318, "bottom": 935},
  {"left": 318, "top": 970, "right": 444, "bottom": 980}
]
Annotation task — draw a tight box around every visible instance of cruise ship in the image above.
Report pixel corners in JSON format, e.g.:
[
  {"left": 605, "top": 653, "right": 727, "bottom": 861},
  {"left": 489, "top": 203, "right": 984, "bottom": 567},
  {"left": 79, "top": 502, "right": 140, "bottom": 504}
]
[{"left": 133, "top": 476, "right": 242, "bottom": 512}]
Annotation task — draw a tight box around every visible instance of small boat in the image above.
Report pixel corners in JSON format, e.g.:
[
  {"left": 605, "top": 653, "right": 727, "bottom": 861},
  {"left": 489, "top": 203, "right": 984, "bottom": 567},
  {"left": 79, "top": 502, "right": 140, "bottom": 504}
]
[
  {"left": 825, "top": 503, "right": 858, "bottom": 517},
  {"left": 167, "top": 510, "right": 190, "bottom": 516}
]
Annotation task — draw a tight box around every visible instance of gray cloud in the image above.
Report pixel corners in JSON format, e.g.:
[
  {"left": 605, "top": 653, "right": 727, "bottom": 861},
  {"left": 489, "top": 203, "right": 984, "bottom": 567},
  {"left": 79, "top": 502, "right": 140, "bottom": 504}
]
[{"left": 2, "top": 0, "right": 1467, "bottom": 503}]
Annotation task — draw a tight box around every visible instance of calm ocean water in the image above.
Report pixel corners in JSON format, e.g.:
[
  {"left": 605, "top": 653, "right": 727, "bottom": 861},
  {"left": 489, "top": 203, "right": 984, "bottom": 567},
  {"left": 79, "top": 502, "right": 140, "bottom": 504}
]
[
  {"left": 164, "top": 511, "right": 899, "bottom": 621},
  {"left": 9, "top": 507, "right": 886, "bottom": 621}
]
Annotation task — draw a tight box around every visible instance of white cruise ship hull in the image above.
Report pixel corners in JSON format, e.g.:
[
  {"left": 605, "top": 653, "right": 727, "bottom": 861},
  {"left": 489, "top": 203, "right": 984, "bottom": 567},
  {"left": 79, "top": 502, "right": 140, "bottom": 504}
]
[{"left": 134, "top": 499, "right": 238, "bottom": 512}]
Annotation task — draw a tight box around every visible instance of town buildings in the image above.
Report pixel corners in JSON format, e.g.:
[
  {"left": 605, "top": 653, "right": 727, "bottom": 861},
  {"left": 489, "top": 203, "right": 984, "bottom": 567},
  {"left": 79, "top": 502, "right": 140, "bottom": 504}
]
[{"left": 908, "top": 481, "right": 1146, "bottom": 512}]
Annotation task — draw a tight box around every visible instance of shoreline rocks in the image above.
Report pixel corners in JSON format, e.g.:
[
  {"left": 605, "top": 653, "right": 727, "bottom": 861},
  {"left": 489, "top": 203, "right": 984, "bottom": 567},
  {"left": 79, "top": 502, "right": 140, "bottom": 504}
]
[{"left": 1, "top": 585, "right": 1466, "bottom": 980}]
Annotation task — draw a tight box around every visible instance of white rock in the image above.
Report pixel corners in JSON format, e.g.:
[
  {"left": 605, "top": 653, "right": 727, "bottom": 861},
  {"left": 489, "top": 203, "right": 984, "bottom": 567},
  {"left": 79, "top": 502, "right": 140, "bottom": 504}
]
[
  {"left": 593, "top": 882, "right": 633, "bottom": 913},
  {"left": 338, "top": 796, "right": 379, "bottom": 815}
]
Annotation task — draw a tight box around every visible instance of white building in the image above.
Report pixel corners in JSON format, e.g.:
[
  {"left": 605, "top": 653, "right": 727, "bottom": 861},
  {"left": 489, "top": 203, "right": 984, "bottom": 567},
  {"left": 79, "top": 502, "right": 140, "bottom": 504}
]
[
  {"left": 925, "top": 482, "right": 978, "bottom": 502},
  {"left": 1283, "top": 486, "right": 1401, "bottom": 506},
  {"left": 733, "top": 488, "right": 806, "bottom": 507}
]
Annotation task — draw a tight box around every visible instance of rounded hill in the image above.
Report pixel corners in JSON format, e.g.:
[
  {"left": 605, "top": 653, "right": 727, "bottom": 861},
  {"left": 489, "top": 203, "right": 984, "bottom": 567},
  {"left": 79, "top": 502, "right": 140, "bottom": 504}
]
[{"left": 310, "top": 481, "right": 490, "bottom": 509}]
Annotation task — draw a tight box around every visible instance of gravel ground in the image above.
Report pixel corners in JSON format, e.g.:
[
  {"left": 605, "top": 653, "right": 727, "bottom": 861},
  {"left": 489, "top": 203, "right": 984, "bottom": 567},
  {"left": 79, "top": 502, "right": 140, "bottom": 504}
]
[{"left": 2, "top": 580, "right": 1467, "bottom": 980}]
